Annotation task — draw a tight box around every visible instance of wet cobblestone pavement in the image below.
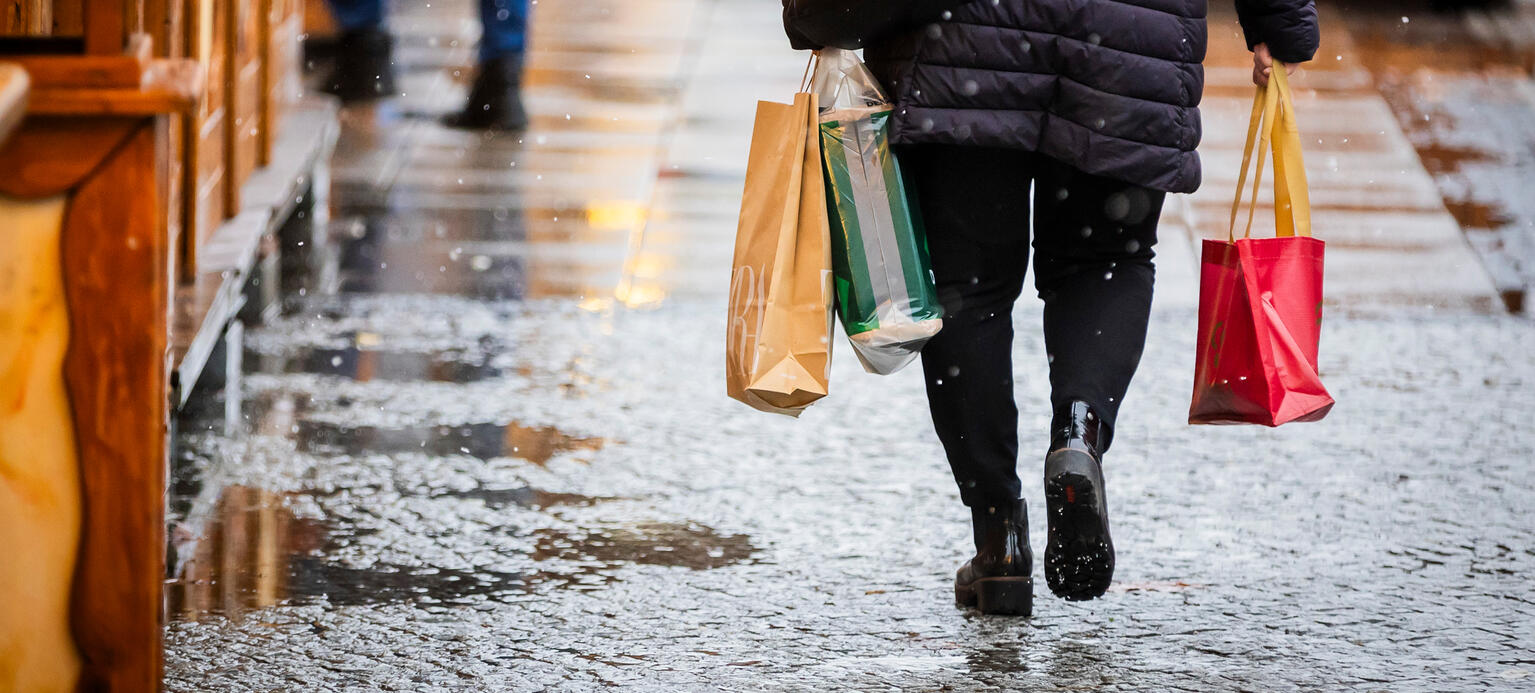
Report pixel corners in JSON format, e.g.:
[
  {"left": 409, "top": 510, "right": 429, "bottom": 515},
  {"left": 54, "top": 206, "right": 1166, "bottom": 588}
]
[{"left": 164, "top": 0, "right": 1535, "bottom": 690}]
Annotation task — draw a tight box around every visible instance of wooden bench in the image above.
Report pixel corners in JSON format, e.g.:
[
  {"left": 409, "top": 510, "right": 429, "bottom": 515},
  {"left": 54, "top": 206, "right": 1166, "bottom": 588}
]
[{"left": 0, "top": 0, "right": 333, "bottom": 689}]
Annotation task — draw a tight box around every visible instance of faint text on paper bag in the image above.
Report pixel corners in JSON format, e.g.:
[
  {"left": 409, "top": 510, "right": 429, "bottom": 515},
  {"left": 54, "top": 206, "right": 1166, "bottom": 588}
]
[{"left": 728, "top": 263, "right": 767, "bottom": 375}]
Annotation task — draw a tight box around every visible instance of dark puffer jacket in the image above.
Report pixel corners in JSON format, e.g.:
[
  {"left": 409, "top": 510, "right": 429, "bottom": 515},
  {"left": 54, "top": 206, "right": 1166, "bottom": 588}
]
[{"left": 784, "top": 0, "right": 1319, "bottom": 193}]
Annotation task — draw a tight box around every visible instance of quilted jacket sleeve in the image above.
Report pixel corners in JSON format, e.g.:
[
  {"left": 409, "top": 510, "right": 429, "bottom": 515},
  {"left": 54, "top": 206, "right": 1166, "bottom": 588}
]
[
  {"left": 782, "top": 0, "right": 977, "bottom": 50},
  {"left": 1234, "top": 0, "right": 1320, "bottom": 63}
]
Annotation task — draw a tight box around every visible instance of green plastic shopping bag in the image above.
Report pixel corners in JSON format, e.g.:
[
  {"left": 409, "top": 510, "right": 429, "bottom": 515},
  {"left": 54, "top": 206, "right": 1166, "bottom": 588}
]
[{"left": 810, "top": 48, "right": 942, "bottom": 375}]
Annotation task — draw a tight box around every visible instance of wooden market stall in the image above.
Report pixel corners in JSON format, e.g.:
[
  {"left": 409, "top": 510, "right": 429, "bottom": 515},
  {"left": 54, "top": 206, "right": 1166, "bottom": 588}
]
[{"left": 0, "top": 1, "right": 333, "bottom": 689}]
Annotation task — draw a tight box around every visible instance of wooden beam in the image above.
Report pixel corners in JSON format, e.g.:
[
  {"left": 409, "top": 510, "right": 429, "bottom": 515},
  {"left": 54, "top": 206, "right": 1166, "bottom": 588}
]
[
  {"left": 5, "top": 54, "right": 143, "bottom": 88},
  {"left": 7, "top": 34, "right": 157, "bottom": 89},
  {"left": 29, "top": 83, "right": 196, "bottom": 116},
  {"left": 60, "top": 119, "right": 167, "bottom": 693},
  {"left": 0, "top": 118, "right": 136, "bottom": 198},
  {"left": 82, "top": 0, "right": 124, "bottom": 54},
  {"left": 24, "top": 58, "right": 199, "bottom": 116}
]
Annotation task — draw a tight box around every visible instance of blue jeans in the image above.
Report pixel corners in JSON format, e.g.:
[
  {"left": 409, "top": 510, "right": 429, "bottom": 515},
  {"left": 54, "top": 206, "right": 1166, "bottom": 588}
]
[{"left": 328, "top": 0, "right": 528, "bottom": 62}]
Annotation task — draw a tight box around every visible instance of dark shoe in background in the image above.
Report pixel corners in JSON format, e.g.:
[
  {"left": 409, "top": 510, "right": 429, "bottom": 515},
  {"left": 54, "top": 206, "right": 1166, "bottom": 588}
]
[
  {"left": 320, "top": 27, "right": 397, "bottom": 102},
  {"left": 442, "top": 56, "right": 529, "bottom": 131},
  {"left": 954, "top": 497, "right": 1033, "bottom": 616},
  {"left": 1044, "top": 400, "right": 1115, "bottom": 601}
]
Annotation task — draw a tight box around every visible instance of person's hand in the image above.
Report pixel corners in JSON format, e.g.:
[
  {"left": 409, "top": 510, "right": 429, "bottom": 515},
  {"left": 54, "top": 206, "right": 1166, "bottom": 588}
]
[{"left": 1252, "top": 43, "right": 1298, "bottom": 87}]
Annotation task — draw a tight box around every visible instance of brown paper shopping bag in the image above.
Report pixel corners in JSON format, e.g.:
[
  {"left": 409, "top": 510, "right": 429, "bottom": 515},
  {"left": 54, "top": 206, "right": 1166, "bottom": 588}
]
[{"left": 726, "top": 91, "right": 834, "bottom": 416}]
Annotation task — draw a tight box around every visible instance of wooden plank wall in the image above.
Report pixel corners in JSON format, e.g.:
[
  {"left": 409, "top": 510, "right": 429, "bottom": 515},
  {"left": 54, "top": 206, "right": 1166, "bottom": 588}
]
[
  {"left": 1, "top": 0, "right": 52, "bottom": 34},
  {"left": 185, "top": 0, "right": 228, "bottom": 270}
]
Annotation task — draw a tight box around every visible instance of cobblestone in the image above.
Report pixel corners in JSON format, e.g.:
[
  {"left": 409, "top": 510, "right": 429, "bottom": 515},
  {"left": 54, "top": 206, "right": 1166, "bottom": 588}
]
[
  {"left": 162, "top": 0, "right": 1535, "bottom": 689},
  {"left": 167, "top": 296, "right": 1535, "bottom": 691}
]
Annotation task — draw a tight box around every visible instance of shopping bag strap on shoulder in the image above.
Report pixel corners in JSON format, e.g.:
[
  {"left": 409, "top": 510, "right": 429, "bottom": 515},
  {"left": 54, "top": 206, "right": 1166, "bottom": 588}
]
[{"left": 1227, "top": 63, "right": 1312, "bottom": 240}]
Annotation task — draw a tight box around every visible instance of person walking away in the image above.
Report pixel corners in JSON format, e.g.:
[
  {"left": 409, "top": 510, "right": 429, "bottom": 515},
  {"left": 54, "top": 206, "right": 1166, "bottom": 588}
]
[
  {"left": 322, "top": 0, "right": 531, "bottom": 130},
  {"left": 783, "top": 0, "right": 1318, "bottom": 614}
]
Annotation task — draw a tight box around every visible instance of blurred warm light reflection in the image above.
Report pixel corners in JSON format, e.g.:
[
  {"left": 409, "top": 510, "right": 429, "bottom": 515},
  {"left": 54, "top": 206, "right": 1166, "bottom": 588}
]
[
  {"left": 615, "top": 282, "right": 667, "bottom": 308},
  {"left": 585, "top": 200, "right": 648, "bottom": 232},
  {"left": 577, "top": 296, "right": 613, "bottom": 312}
]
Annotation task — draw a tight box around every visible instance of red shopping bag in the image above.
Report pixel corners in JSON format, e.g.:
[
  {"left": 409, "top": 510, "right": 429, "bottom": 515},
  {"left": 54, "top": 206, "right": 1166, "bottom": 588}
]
[{"left": 1189, "top": 66, "right": 1334, "bottom": 426}]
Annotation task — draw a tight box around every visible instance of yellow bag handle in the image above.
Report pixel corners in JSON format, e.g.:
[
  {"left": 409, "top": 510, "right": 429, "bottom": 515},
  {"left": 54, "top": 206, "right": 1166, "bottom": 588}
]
[
  {"left": 1270, "top": 66, "right": 1310, "bottom": 237},
  {"left": 1228, "top": 62, "right": 1311, "bottom": 240}
]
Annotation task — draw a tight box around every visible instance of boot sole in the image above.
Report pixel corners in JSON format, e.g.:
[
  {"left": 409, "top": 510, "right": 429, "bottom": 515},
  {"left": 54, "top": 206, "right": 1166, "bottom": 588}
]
[
  {"left": 955, "top": 576, "right": 1033, "bottom": 616},
  {"left": 1044, "top": 449, "right": 1115, "bottom": 601}
]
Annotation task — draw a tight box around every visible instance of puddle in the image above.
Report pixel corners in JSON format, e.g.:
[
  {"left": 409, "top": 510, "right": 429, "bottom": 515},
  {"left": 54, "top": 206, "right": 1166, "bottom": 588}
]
[
  {"left": 296, "top": 420, "right": 606, "bottom": 466},
  {"left": 1444, "top": 202, "right": 1519, "bottom": 236},
  {"left": 334, "top": 229, "right": 532, "bottom": 300},
  {"left": 430, "top": 485, "right": 616, "bottom": 510},
  {"left": 309, "top": 205, "right": 628, "bottom": 301},
  {"left": 285, "top": 559, "right": 530, "bottom": 608},
  {"left": 168, "top": 485, "right": 755, "bottom": 623},
  {"left": 329, "top": 209, "right": 530, "bottom": 244},
  {"left": 166, "top": 486, "right": 330, "bottom": 621},
  {"left": 964, "top": 643, "right": 1029, "bottom": 675},
  {"left": 531, "top": 522, "right": 757, "bottom": 570},
  {"left": 247, "top": 345, "right": 502, "bottom": 383},
  {"left": 1045, "top": 634, "right": 1112, "bottom": 681},
  {"left": 1409, "top": 142, "right": 1497, "bottom": 179},
  {"left": 298, "top": 484, "right": 613, "bottom": 512}
]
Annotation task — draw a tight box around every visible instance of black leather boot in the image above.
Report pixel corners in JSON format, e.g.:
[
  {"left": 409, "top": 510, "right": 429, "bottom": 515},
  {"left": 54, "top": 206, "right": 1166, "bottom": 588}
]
[
  {"left": 442, "top": 56, "right": 529, "bottom": 131},
  {"left": 1044, "top": 400, "right": 1115, "bottom": 600},
  {"left": 954, "top": 498, "right": 1033, "bottom": 616},
  {"left": 320, "top": 27, "right": 397, "bottom": 102}
]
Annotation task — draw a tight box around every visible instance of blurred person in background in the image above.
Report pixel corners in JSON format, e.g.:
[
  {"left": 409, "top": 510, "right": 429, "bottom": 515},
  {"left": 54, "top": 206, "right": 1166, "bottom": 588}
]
[
  {"left": 322, "top": 0, "right": 530, "bottom": 130},
  {"left": 784, "top": 0, "right": 1317, "bottom": 614}
]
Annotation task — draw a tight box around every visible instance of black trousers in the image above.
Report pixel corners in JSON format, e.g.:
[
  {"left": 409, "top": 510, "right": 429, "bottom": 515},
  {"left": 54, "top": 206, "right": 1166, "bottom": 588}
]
[{"left": 901, "top": 145, "right": 1165, "bottom": 508}]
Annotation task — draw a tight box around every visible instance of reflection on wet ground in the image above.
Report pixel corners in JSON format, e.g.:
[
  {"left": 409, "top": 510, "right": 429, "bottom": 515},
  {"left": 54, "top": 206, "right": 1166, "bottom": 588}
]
[
  {"left": 1374, "top": 71, "right": 1535, "bottom": 311},
  {"left": 332, "top": 215, "right": 533, "bottom": 300},
  {"left": 170, "top": 12, "right": 700, "bottom": 630},
  {"left": 1045, "top": 635, "right": 1113, "bottom": 682},
  {"left": 430, "top": 485, "right": 615, "bottom": 510},
  {"left": 315, "top": 205, "right": 644, "bottom": 301},
  {"left": 246, "top": 344, "right": 502, "bottom": 383},
  {"left": 963, "top": 641, "right": 1030, "bottom": 675},
  {"left": 295, "top": 421, "right": 605, "bottom": 465},
  {"left": 1338, "top": 0, "right": 1535, "bottom": 311},
  {"left": 531, "top": 523, "right": 756, "bottom": 570},
  {"left": 167, "top": 486, "right": 327, "bottom": 621},
  {"left": 283, "top": 560, "right": 528, "bottom": 609},
  {"left": 167, "top": 485, "right": 756, "bottom": 622}
]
